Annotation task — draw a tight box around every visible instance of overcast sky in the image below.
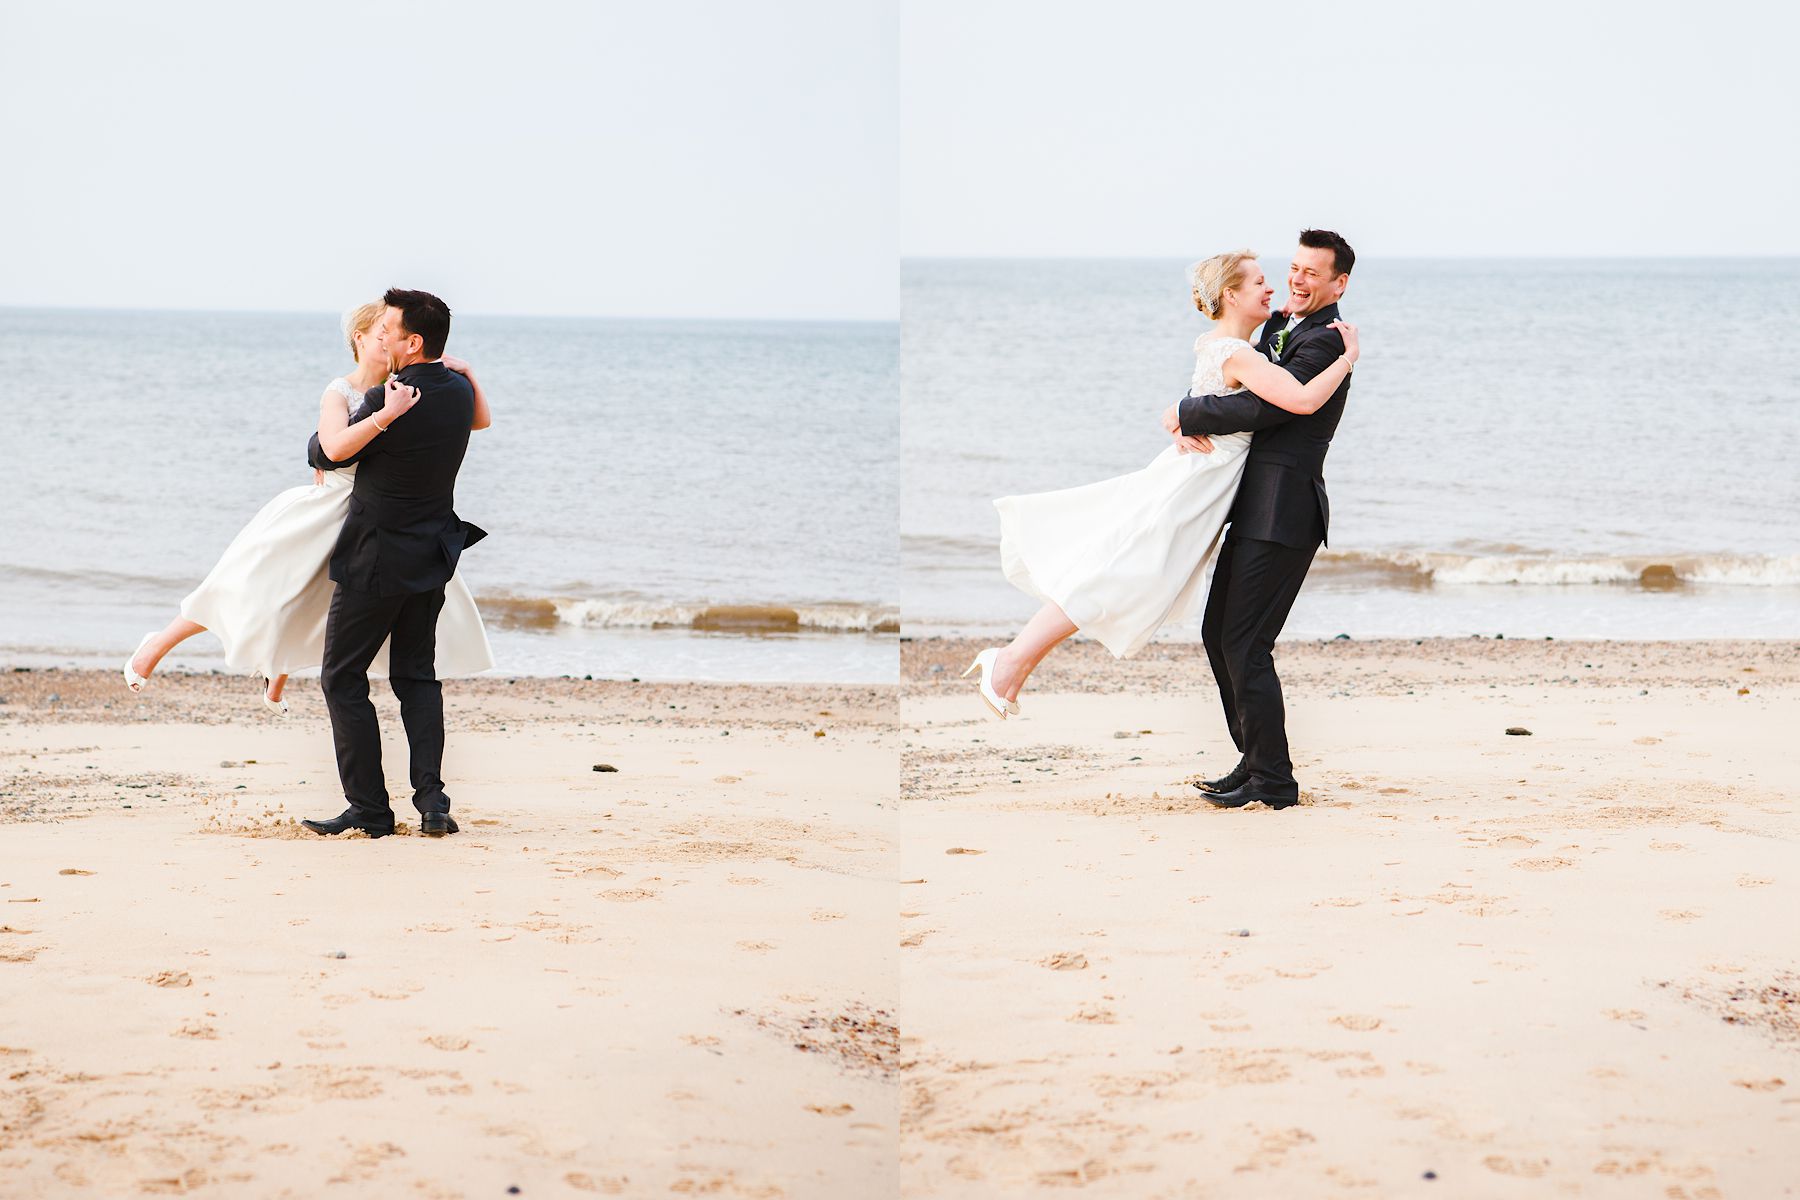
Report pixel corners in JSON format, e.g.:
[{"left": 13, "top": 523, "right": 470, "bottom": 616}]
[
  {"left": 902, "top": 0, "right": 1800, "bottom": 258},
  {"left": 0, "top": 0, "right": 897, "bottom": 320}
]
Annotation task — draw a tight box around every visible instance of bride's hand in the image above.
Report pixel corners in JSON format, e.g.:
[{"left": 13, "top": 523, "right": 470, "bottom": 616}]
[
  {"left": 440, "top": 353, "right": 472, "bottom": 375},
  {"left": 1328, "top": 319, "right": 1359, "bottom": 365},
  {"left": 378, "top": 379, "right": 422, "bottom": 423}
]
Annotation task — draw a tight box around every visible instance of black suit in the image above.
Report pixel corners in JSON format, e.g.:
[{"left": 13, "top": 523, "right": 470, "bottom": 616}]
[
  {"left": 307, "top": 361, "right": 485, "bottom": 825},
  {"left": 1177, "top": 303, "right": 1351, "bottom": 798}
]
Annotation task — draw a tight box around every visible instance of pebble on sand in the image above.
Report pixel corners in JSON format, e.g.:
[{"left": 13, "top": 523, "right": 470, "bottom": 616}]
[
  {"left": 592, "top": 764, "right": 618, "bottom": 773},
  {"left": 1505, "top": 727, "right": 1532, "bottom": 736}
]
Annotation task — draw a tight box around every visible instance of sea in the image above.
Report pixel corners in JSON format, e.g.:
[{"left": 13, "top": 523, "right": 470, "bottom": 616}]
[
  {"left": 0, "top": 308, "right": 898, "bottom": 682},
  {"left": 903, "top": 258, "right": 1800, "bottom": 643}
]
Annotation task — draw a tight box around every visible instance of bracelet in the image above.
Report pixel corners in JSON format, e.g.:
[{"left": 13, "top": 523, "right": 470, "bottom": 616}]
[{"left": 373, "top": 418, "right": 389, "bottom": 432}]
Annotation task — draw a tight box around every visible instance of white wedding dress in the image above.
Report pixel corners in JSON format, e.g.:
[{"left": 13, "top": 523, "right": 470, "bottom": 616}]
[
  {"left": 995, "top": 335, "right": 1255, "bottom": 658},
  {"left": 179, "top": 377, "right": 495, "bottom": 678}
]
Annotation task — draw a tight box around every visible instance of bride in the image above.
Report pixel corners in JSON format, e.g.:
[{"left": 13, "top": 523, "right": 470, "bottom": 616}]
[
  {"left": 965, "top": 250, "right": 1358, "bottom": 718},
  {"left": 122, "top": 300, "right": 495, "bottom": 709}
]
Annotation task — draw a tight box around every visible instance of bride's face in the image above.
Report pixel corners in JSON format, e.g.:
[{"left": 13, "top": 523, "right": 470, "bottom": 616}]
[
  {"left": 1229, "top": 264, "right": 1274, "bottom": 321},
  {"left": 353, "top": 324, "right": 386, "bottom": 369}
]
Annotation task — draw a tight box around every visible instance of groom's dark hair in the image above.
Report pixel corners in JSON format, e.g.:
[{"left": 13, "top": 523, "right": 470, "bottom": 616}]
[
  {"left": 384, "top": 287, "right": 451, "bottom": 359},
  {"left": 1298, "top": 229, "right": 1355, "bottom": 278}
]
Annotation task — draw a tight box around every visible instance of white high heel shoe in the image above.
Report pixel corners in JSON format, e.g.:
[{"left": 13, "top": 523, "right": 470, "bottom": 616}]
[
  {"left": 122, "top": 632, "right": 158, "bottom": 694},
  {"left": 261, "top": 679, "right": 290, "bottom": 716},
  {"left": 960, "top": 648, "right": 1021, "bottom": 720}
]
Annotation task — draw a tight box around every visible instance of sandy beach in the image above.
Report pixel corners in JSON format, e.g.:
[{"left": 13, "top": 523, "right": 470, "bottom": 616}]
[
  {"left": 0, "top": 670, "right": 898, "bottom": 1198},
  {"left": 899, "top": 636, "right": 1798, "bottom": 1197}
]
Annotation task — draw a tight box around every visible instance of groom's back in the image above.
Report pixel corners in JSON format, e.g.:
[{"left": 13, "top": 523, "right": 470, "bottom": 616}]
[
  {"left": 354, "top": 362, "right": 473, "bottom": 523},
  {"left": 334, "top": 361, "right": 479, "bottom": 595}
]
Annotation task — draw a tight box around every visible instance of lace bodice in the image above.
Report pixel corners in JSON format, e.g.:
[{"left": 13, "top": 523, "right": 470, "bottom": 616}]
[
  {"left": 327, "top": 377, "right": 365, "bottom": 412},
  {"left": 1190, "top": 335, "right": 1251, "bottom": 397}
]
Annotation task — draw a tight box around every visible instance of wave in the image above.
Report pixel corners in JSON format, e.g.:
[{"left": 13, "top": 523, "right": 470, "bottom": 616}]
[
  {"left": 1312, "top": 550, "right": 1800, "bottom": 589},
  {"left": 477, "top": 594, "right": 899, "bottom": 635}
]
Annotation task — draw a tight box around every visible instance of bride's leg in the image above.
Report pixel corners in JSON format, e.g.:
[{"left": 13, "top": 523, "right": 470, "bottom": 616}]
[
  {"left": 992, "top": 601, "right": 1078, "bottom": 701},
  {"left": 132, "top": 617, "right": 206, "bottom": 680},
  {"left": 266, "top": 674, "right": 289, "bottom": 703}
]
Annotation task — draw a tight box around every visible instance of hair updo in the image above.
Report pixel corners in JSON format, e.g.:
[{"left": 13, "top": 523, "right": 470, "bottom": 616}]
[
  {"left": 342, "top": 300, "right": 386, "bottom": 363},
  {"left": 1187, "top": 250, "right": 1257, "bottom": 320}
]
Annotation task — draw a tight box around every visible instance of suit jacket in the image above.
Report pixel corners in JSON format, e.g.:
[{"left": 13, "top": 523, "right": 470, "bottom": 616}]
[
  {"left": 307, "top": 360, "right": 487, "bottom": 596},
  {"left": 1177, "top": 301, "right": 1351, "bottom": 550}
]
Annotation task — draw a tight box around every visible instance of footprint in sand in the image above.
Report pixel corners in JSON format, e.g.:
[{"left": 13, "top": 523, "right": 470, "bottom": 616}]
[
  {"left": 1603, "top": 1009, "right": 1646, "bottom": 1021},
  {"left": 1513, "top": 856, "right": 1574, "bottom": 871},
  {"left": 805, "top": 1103, "right": 855, "bottom": 1116},
  {"left": 1492, "top": 834, "right": 1539, "bottom": 848},
  {"left": 565, "top": 1174, "right": 629, "bottom": 1195},
  {"left": 1068, "top": 1005, "right": 1117, "bottom": 1024},
  {"left": 1483, "top": 1156, "right": 1549, "bottom": 1178},
  {"left": 147, "top": 970, "right": 193, "bottom": 988},
  {"left": 172, "top": 1021, "right": 218, "bottom": 1039},
  {"left": 1331, "top": 1014, "right": 1383, "bottom": 1032},
  {"left": 601, "top": 888, "right": 657, "bottom": 902},
  {"left": 424, "top": 1034, "right": 470, "bottom": 1051},
  {"left": 1039, "top": 951, "right": 1089, "bottom": 971},
  {"left": 140, "top": 1169, "right": 209, "bottom": 1195}
]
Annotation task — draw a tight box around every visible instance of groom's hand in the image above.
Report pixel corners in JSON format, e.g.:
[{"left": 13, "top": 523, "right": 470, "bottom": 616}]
[{"left": 1163, "top": 402, "right": 1213, "bottom": 454}]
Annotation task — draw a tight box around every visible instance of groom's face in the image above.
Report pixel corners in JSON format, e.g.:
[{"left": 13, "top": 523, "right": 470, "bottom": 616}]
[
  {"left": 1286, "top": 246, "right": 1348, "bottom": 317},
  {"left": 379, "top": 306, "right": 420, "bottom": 366}
]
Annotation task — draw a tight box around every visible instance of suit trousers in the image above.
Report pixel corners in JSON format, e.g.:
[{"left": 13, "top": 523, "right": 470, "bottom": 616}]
[
  {"left": 320, "top": 583, "right": 450, "bottom": 821},
  {"left": 1200, "top": 531, "right": 1318, "bottom": 796}
]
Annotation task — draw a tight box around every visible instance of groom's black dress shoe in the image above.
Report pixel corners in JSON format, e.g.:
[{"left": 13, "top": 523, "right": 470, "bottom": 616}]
[
  {"left": 301, "top": 809, "right": 396, "bottom": 838},
  {"left": 1196, "top": 758, "right": 1250, "bottom": 794},
  {"left": 420, "top": 812, "right": 459, "bottom": 838},
  {"left": 1203, "top": 781, "right": 1301, "bottom": 811}
]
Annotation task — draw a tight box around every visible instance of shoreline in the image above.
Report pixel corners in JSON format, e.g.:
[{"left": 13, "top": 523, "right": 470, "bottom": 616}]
[{"left": 902, "top": 634, "right": 1800, "bottom": 694}]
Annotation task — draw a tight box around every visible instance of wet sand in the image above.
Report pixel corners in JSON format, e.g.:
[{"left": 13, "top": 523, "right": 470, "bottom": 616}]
[
  {"left": 0, "top": 670, "right": 898, "bottom": 1198},
  {"left": 899, "top": 637, "right": 1798, "bottom": 1197}
]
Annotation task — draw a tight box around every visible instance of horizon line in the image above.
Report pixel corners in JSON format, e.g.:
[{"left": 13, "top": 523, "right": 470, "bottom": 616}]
[
  {"left": 899, "top": 252, "right": 1800, "bottom": 262},
  {"left": 0, "top": 301, "right": 898, "bottom": 326}
]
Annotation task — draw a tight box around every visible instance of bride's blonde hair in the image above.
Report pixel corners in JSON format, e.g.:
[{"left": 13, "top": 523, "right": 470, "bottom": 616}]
[
  {"left": 342, "top": 300, "right": 386, "bottom": 363},
  {"left": 1187, "top": 250, "right": 1257, "bottom": 320}
]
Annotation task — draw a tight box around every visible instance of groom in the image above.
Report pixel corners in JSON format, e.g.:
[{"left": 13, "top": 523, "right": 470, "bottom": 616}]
[
  {"left": 1161, "top": 230, "right": 1356, "bottom": 811},
  {"left": 302, "top": 288, "right": 486, "bottom": 839}
]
